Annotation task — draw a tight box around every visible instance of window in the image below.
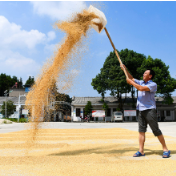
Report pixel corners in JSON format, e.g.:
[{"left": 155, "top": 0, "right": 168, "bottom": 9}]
[
  {"left": 166, "top": 111, "right": 170, "bottom": 116},
  {"left": 107, "top": 108, "right": 111, "bottom": 116},
  {"left": 115, "top": 112, "right": 122, "bottom": 115},
  {"left": 76, "top": 108, "right": 80, "bottom": 117},
  {"left": 113, "top": 108, "right": 116, "bottom": 112}
]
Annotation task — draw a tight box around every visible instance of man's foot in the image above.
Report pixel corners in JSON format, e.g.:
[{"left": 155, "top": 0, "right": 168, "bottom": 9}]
[
  {"left": 133, "top": 151, "right": 145, "bottom": 157},
  {"left": 163, "top": 150, "right": 170, "bottom": 158}
]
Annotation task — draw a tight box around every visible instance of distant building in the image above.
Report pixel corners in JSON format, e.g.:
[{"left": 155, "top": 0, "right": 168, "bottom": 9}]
[
  {"left": 0, "top": 85, "right": 31, "bottom": 118},
  {"left": 1, "top": 94, "right": 175, "bottom": 122},
  {"left": 9, "top": 84, "right": 31, "bottom": 97},
  {"left": 71, "top": 96, "right": 176, "bottom": 122}
]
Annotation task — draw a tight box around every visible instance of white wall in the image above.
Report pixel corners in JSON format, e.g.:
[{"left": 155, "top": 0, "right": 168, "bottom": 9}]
[{"left": 72, "top": 106, "right": 83, "bottom": 122}]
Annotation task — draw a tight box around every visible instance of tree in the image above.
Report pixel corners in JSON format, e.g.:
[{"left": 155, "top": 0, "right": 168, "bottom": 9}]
[
  {"left": 119, "top": 49, "right": 146, "bottom": 106},
  {"left": 0, "top": 74, "right": 25, "bottom": 96},
  {"left": 55, "top": 92, "right": 72, "bottom": 114},
  {"left": 102, "top": 102, "right": 108, "bottom": 116},
  {"left": 18, "top": 77, "right": 23, "bottom": 88},
  {"left": 25, "top": 76, "right": 35, "bottom": 86},
  {"left": 91, "top": 49, "right": 146, "bottom": 110},
  {"left": 1, "top": 100, "right": 16, "bottom": 117},
  {"left": 85, "top": 101, "right": 93, "bottom": 116},
  {"left": 92, "top": 48, "right": 176, "bottom": 108},
  {"left": 0, "top": 74, "right": 15, "bottom": 96},
  {"left": 91, "top": 73, "right": 107, "bottom": 100},
  {"left": 137, "top": 56, "right": 176, "bottom": 104},
  {"left": 47, "top": 80, "right": 72, "bottom": 114}
]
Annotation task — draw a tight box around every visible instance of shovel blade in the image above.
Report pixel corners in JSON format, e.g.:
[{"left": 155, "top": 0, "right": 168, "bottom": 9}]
[{"left": 88, "top": 5, "right": 107, "bottom": 33}]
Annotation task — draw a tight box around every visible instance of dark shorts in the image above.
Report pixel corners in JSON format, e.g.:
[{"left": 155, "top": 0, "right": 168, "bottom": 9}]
[{"left": 138, "top": 109, "right": 162, "bottom": 136}]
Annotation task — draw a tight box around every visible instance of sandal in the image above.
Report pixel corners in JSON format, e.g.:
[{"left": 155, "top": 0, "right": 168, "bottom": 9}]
[
  {"left": 163, "top": 150, "right": 170, "bottom": 158},
  {"left": 133, "top": 151, "right": 145, "bottom": 157}
]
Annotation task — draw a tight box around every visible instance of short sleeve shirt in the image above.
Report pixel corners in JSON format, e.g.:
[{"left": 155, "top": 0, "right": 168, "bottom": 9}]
[{"left": 135, "top": 79, "right": 157, "bottom": 111}]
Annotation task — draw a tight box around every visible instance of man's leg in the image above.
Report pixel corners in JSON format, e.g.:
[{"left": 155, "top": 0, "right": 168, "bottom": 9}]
[
  {"left": 139, "top": 132, "right": 145, "bottom": 155},
  {"left": 157, "top": 134, "right": 168, "bottom": 152},
  {"left": 133, "top": 132, "right": 145, "bottom": 156},
  {"left": 133, "top": 110, "right": 147, "bottom": 156},
  {"left": 145, "top": 109, "right": 170, "bottom": 157}
]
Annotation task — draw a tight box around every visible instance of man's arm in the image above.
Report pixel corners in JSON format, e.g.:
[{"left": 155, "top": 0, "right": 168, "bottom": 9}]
[
  {"left": 126, "top": 79, "right": 150, "bottom": 91},
  {"left": 120, "top": 64, "right": 135, "bottom": 81}
]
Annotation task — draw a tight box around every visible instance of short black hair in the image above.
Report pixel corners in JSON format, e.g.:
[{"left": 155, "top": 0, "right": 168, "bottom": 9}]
[{"left": 148, "top": 69, "right": 155, "bottom": 80}]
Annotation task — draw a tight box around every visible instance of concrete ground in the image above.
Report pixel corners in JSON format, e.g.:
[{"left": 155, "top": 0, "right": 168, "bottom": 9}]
[
  {"left": 0, "top": 122, "right": 176, "bottom": 176},
  {"left": 0, "top": 121, "right": 176, "bottom": 137}
]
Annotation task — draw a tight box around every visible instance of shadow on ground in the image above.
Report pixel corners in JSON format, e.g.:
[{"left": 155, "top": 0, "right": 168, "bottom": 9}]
[{"left": 49, "top": 145, "right": 176, "bottom": 157}]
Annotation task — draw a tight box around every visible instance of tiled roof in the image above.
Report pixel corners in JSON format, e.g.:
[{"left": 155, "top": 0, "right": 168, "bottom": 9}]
[
  {"left": 71, "top": 96, "right": 176, "bottom": 105},
  {"left": 1, "top": 96, "right": 176, "bottom": 106},
  {"left": 71, "top": 96, "right": 136, "bottom": 105}
]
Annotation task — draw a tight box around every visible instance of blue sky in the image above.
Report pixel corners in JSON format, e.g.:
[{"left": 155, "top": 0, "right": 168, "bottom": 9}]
[{"left": 0, "top": 1, "right": 176, "bottom": 97}]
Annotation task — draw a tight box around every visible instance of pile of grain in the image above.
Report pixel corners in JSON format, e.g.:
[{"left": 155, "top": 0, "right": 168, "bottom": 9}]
[{"left": 25, "top": 10, "right": 98, "bottom": 141}]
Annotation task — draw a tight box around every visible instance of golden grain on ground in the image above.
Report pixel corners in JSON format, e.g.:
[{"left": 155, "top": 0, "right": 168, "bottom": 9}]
[{"left": 0, "top": 128, "right": 176, "bottom": 176}]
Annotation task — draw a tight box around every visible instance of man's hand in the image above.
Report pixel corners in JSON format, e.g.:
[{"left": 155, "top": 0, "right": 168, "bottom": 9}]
[
  {"left": 126, "top": 78, "right": 133, "bottom": 85},
  {"left": 120, "top": 64, "right": 126, "bottom": 71}
]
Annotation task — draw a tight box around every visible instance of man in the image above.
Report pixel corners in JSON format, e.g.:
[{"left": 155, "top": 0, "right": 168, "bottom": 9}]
[{"left": 121, "top": 64, "right": 170, "bottom": 158}]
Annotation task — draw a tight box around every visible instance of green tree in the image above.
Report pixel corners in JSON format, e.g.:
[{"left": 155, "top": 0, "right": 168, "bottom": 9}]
[
  {"left": 92, "top": 49, "right": 176, "bottom": 108},
  {"left": 18, "top": 77, "right": 23, "bottom": 88},
  {"left": 55, "top": 92, "right": 72, "bottom": 114},
  {"left": 0, "top": 74, "right": 24, "bottom": 96},
  {"left": 119, "top": 49, "right": 146, "bottom": 106},
  {"left": 85, "top": 101, "right": 93, "bottom": 116},
  {"left": 11, "top": 76, "right": 23, "bottom": 88},
  {"left": 25, "top": 76, "right": 35, "bottom": 86},
  {"left": 1, "top": 100, "right": 16, "bottom": 117},
  {"left": 137, "top": 56, "right": 176, "bottom": 104},
  {"left": 48, "top": 81, "right": 72, "bottom": 114},
  {"left": 91, "top": 73, "right": 107, "bottom": 100},
  {"left": 102, "top": 102, "right": 109, "bottom": 116},
  {"left": 0, "top": 74, "right": 15, "bottom": 96},
  {"left": 91, "top": 49, "right": 145, "bottom": 110}
]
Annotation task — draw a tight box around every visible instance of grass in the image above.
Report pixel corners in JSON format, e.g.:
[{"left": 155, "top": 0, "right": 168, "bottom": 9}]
[
  {"left": 3, "top": 119, "right": 12, "bottom": 124},
  {"left": 2, "top": 118, "right": 28, "bottom": 123},
  {"left": 2, "top": 118, "right": 17, "bottom": 122},
  {"left": 19, "top": 118, "right": 28, "bottom": 123}
]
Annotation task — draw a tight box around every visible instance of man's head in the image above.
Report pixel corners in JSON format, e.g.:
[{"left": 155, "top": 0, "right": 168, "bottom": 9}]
[{"left": 143, "top": 69, "right": 155, "bottom": 82}]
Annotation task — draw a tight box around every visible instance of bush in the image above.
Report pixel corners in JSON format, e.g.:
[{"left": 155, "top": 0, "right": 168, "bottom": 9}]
[
  {"left": 19, "top": 118, "right": 28, "bottom": 123},
  {"left": 2, "top": 118, "right": 17, "bottom": 122},
  {"left": 3, "top": 120, "right": 7, "bottom": 124},
  {"left": 3, "top": 120, "right": 12, "bottom": 124},
  {"left": 2, "top": 118, "right": 28, "bottom": 123}
]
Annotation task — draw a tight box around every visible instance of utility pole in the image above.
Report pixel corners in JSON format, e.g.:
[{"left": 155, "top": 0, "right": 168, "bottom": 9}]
[
  {"left": 4, "top": 90, "right": 8, "bottom": 118},
  {"left": 5, "top": 95, "right": 7, "bottom": 118},
  {"left": 18, "top": 94, "right": 26, "bottom": 122}
]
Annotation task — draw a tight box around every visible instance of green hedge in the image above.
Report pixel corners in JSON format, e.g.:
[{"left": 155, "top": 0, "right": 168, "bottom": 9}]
[
  {"left": 19, "top": 118, "right": 28, "bottom": 123},
  {"left": 2, "top": 118, "right": 28, "bottom": 123},
  {"left": 2, "top": 118, "right": 17, "bottom": 122}
]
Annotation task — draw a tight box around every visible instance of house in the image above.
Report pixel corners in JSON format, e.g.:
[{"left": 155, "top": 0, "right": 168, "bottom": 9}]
[
  {"left": 1, "top": 94, "right": 176, "bottom": 122},
  {"left": 71, "top": 96, "right": 176, "bottom": 122},
  {"left": 0, "top": 86, "right": 30, "bottom": 118}
]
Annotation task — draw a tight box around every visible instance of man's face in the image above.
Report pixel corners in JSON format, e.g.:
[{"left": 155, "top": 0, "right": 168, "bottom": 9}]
[{"left": 143, "top": 70, "right": 152, "bottom": 81}]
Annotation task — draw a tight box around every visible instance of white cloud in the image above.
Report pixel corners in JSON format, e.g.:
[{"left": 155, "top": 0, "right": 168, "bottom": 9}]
[
  {"left": 31, "top": 1, "right": 87, "bottom": 21},
  {"left": 47, "top": 31, "right": 56, "bottom": 42},
  {"left": 0, "top": 16, "right": 56, "bottom": 49},
  {"left": 0, "top": 15, "right": 58, "bottom": 83},
  {"left": 0, "top": 49, "right": 41, "bottom": 82},
  {"left": 44, "top": 44, "right": 57, "bottom": 54}
]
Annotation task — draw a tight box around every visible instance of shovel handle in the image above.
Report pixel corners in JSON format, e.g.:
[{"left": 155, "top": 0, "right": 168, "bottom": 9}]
[{"left": 104, "top": 27, "right": 128, "bottom": 79}]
